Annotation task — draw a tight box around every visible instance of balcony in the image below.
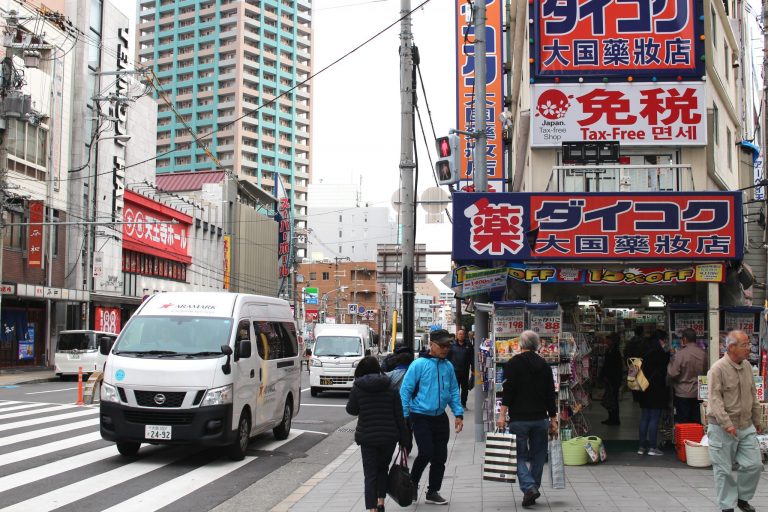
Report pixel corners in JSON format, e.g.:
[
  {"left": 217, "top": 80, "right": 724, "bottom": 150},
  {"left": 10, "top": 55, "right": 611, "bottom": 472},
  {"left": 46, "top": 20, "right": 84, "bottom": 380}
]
[{"left": 546, "top": 164, "right": 694, "bottom": 193}]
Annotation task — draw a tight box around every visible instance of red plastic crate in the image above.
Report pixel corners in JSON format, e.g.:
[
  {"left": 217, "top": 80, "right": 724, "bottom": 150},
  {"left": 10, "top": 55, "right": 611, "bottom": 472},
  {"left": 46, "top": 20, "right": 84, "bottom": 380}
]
[{"left": 674, "top": 423, "right": 704, "bottom": 462}]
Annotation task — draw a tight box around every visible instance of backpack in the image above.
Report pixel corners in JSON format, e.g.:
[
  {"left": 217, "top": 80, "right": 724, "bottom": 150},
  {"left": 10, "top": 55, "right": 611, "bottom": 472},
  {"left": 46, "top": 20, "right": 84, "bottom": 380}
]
[{"left": 626, "top": 357, "right": 649, "bottom": 392}]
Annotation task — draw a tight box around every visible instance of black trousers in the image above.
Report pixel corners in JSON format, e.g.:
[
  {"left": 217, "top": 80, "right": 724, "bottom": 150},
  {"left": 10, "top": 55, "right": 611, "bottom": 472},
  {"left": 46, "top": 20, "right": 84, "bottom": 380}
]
[
  {"left": 410, "top": 412, "right": 450, "bottom": 494},
  {"left": 674, "top": 395, "right": 701, "bottom": 424},
  {"left": 361, "top": 442, "right": 397, "bottom": 509},
  {"left": 455, "top": 370, "right": 469, "bottom": 407}
]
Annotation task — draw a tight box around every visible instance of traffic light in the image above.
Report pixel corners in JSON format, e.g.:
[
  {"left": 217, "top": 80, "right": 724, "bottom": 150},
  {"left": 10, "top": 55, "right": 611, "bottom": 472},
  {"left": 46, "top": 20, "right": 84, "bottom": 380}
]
[{"left": 435, "top": 134, "right": 460, "bottom": 185}]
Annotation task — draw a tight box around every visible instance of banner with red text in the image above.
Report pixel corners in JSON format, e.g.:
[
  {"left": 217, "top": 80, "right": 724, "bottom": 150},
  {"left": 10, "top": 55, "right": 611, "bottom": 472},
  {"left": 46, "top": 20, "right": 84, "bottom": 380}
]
[
  {"left": 532, "top": 83, "right": 706, "bottom": 146},
  {"left": 27, "top": 200, "right": 44, "bottom": 269},
  {"left": 95, "top": 306, "right": 121, "bottom": 334}
]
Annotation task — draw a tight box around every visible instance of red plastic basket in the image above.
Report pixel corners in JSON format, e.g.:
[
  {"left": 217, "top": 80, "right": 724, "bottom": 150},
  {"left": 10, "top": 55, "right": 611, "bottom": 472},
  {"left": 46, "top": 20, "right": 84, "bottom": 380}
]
[{"left": 674, "top": 423, "right": 704, "bottom": 462}]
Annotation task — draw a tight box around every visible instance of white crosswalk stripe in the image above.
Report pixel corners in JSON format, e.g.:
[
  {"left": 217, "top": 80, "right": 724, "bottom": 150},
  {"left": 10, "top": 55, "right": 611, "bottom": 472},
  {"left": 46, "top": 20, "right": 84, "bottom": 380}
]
[{"left": 0, "top": 400, "right": 318, "bottom": 511}]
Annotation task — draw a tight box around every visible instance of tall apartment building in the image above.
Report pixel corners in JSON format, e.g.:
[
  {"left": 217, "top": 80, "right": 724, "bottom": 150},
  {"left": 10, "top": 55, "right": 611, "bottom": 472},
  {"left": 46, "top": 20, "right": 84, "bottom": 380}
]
[{"left": 136, "top": 0, "right": 312, "bottom": 225}]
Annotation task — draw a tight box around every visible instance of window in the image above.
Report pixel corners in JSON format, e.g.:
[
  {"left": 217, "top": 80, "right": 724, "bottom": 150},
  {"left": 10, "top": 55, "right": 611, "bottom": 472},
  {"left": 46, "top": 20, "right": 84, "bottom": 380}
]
[
  {"left": 724, "top": 41, "right": 729, "bottom": 80},
  {"left": 727, "top": 128, "right": 732, "bottom": 170},
  {"left": 253, "top": 321, "right": 283, "bottom": 359},
  {"left": 711, "top": 8, "right": 717, "bottom": 46},
  {"left": 338, "top": 230, "right": 342, "bottom": 238},
  {"left": 713, "top": 104, "right": 719, "bottom": 145},
  {"left": 339, "top": 215, "right": 342, "bottom": 222},
  {"left": 322, "top": 272, "right": 329, "bottom": 281},
  {"left": 309, "top": 272, "right": 317, "bottom": 280},
  {"left": 235, "top": 320, "right": 251, "bottom": 359},
  {"left": 2, "top": 209, "right": 25, "bottom": 249}
]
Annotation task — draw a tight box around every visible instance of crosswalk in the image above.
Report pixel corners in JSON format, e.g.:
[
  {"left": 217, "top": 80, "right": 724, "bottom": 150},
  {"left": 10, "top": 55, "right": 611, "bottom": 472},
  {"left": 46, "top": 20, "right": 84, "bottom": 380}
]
[{"left": 0, "top": 399, "right": 318, "bottom": 511}]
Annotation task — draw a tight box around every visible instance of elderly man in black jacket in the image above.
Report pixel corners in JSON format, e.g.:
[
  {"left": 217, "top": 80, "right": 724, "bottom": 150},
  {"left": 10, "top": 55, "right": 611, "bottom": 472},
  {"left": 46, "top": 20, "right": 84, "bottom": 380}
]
[
  {"left": 447, "top": 329, "right": 475, "bottom": 408},
  {"left": 496, "top": 330, "right": 558, "bottom": 508}
]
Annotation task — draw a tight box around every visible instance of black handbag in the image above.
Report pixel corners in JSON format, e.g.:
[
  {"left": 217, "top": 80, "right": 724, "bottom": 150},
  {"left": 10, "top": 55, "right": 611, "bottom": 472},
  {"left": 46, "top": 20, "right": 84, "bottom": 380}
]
[{"left": 387, "top": 448, "right": 415, "bottom": 507}]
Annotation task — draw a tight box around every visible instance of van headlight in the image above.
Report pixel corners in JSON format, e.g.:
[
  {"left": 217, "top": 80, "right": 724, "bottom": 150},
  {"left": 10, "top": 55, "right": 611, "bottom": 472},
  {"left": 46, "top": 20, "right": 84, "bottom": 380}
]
[
  {"left": 101, "top": 382, "right": 120, "bottom": 403},
  {"left": 352, "top": 359, "right": 360, "bottom": 367},
  {"left": 201, "top": 384, "right": 233, "bottom": 407},
  {"left": 310, "top": 358, "right": 323, "bottom": 367}
]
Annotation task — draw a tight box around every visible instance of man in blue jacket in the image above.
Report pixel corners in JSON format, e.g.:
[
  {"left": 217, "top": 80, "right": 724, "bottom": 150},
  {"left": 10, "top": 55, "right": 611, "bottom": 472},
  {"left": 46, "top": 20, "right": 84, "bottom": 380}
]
[{"left": 400, "top": 329, "right": 464, "bottom": 506}]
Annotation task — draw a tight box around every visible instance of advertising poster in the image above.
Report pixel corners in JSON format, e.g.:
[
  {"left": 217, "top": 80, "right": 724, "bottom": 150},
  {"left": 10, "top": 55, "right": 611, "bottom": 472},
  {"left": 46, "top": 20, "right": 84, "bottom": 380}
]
[
  {"left": 18, "top": 324, "right": 34, "bottom": 361},
  {"left": 531, "top": 83, "right": 706, "bottom": 147},
  {"left": 223, "top": 235, "right": 231, "bottom": 290},
  {"left": 455, "top": 0, "right": 504, "bottom": 182},
  {"left": 532, "top": 0, "right": 705, "bottom": 80},
  {"left": 305, "top": 287, "right": 319, "bottom": 305},
  {"left": 529, "top": 310, "right": 561, "bottom": 335},
  {"left": 95, "top": 306, "right": 121, "bottom": 334},
  {"left": 27, "top": 200, "right": 44, "bottom": 269},
  {"left": 675, "top": 313, "right": 706, "bottom": 337},
  {"left": 123, "top": 191, "right": 192, "bottom": 263},
  {"left": 453, "top": 192, "right": 743, "bottom": 261},
  {"left": 461, "top": 267, "right": 508, "bottom": 296},
  {"left": 697, "top": 375, "right": 707, "bottom": 401},
  {"left": 495, "top": 309, "right": 525, "bottom": 336}
]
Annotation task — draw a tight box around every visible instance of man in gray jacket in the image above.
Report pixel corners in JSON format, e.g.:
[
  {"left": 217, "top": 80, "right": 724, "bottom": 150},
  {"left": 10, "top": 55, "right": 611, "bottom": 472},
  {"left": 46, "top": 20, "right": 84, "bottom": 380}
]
[{"left": 667, "top": 328, "right": 707, "bottom": 423}]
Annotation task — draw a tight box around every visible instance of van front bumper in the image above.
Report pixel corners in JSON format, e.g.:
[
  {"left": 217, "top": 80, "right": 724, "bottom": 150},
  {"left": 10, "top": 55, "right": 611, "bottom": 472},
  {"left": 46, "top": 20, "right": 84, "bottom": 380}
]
[{"left": 100, "top": 402, "right": 234, "bottom": 446}]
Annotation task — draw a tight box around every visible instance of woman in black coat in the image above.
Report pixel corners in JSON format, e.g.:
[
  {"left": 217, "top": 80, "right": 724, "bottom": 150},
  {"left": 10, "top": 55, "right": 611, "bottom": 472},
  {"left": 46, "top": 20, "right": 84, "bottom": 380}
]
[
  {"left": 637, "top": 330, "right": 670, "bottom": 456},
  {"left": 346, "top": 356, "right": 411, "bottom": 512}
]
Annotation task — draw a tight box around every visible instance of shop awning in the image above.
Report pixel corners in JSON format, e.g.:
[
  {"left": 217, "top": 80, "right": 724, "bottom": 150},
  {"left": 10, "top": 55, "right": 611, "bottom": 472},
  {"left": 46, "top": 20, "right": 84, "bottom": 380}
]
[{"left": 90, "top": 293, "right": 143, "bottom": 306}]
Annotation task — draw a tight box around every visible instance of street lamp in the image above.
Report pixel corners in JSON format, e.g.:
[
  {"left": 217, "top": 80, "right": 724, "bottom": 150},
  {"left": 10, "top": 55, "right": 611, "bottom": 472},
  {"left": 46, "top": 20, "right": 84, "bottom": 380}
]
[{"left": 321, "top": 286, "right": 348, "bottom": 323}]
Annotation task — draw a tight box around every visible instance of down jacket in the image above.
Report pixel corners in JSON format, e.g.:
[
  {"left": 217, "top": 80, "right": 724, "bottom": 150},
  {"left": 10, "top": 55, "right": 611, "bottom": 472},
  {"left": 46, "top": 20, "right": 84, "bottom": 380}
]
[{"left": 346, "top": 373, "right": 410, "bottom": 447}]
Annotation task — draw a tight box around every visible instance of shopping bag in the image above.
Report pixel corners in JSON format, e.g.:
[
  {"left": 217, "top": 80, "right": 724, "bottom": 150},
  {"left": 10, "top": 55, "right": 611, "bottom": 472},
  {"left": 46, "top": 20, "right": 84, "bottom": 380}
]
[
  {"left": 626, "top": 358, "right": 649, "bottom": 392},
  {"left": 548, "top": 437, "right": 566, "bottom": 489},
  {"left": 387, "top": 449, "right": 415, "bottom": 507},
  {"left": 482, "top": 430, "right": 517, "bottom": 483}
]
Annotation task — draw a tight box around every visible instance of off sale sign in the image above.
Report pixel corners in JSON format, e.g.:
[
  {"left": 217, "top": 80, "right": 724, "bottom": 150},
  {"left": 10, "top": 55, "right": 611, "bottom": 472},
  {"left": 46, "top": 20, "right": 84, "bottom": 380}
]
[{"left": 531, "top": 82, "right": 706, "bottom": 147}]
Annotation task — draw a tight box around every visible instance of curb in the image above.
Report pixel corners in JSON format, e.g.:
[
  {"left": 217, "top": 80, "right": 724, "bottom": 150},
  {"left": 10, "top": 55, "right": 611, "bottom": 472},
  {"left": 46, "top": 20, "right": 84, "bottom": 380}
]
[
  {"left": 269, "top": 442, "right": 360, "bottom": 512},
  {"left": 0, "top": 377, "right": 59, "bottom": 386}
]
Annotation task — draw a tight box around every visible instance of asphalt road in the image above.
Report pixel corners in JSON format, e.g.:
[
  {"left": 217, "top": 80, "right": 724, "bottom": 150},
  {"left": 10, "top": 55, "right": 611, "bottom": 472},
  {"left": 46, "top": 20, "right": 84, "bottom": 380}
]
[{"left": 0, "top": 371, "right": 357, "bottom": 512}]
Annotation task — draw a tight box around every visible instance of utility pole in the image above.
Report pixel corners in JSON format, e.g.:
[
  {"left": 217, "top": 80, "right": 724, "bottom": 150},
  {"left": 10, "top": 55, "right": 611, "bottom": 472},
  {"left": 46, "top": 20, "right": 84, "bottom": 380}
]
[
  {"left": 334, "top": 256, "right": 349, "bottom": 323},
  {"left": 399, "top": 0, "right": 416, "bottom": 349},
  {"left": 473, "top": 0, "right": 488, "bottom": 443}
]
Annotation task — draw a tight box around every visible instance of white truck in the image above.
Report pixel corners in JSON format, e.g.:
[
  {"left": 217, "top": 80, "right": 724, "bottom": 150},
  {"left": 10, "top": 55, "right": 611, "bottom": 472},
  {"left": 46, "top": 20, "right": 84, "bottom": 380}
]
[
  {"left": 99, "top": 292, "right": 301, "bottom": 460},
  {"left": 309, "top": 323, "right": 377, "bottom": 397}
]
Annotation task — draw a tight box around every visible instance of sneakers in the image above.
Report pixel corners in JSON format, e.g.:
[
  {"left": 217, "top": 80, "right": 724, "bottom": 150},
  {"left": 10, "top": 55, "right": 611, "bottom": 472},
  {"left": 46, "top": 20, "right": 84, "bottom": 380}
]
[
  {"left": 637, "top": 448, "right": 645, "bottom": 455},
  {"left": 738, "top": 500, "right": 756, "bottom": 512},
  {"left": 424, "top": 491, "right": 448, "bottom": 505},
  {"left": 522, "top": 488, "right": 541, "bottom": 508},
  {"left": 648, "top": 448, "right": 664, "bottom": 456},
  {"left": 411, "top": 483, "right": 418, "bottom": 503}
]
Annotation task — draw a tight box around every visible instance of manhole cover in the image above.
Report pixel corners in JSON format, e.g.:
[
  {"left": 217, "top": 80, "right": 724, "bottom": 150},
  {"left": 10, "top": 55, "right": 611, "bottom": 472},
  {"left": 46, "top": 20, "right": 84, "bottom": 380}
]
[{"left": 293, "top": 419, "right": 324, "bottom": 424}]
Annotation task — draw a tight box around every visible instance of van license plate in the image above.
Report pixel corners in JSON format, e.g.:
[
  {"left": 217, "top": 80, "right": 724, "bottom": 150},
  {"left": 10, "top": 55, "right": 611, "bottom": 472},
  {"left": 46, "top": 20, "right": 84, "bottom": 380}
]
[
  {"left": 69, "top": 353, "right": 80, "bottom": 360},
  {"left": 145, "top": 425, "right": 172, "bottom": 440},
  {"left": 320, "top": 377, "right": 333, "bottom": 385}
]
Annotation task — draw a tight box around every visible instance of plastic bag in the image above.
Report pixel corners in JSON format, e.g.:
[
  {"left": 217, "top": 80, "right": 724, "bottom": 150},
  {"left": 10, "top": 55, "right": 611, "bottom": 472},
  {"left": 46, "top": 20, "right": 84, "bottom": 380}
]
[{"left": 549, "top": 437, "right": 566, "bottom": 489}]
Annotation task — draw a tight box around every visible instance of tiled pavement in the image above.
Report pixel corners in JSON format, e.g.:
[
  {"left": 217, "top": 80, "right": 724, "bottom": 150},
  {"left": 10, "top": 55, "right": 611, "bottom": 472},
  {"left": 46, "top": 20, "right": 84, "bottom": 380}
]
[{"left": 273, "top": 411, "right": 768, "bottom": 512}]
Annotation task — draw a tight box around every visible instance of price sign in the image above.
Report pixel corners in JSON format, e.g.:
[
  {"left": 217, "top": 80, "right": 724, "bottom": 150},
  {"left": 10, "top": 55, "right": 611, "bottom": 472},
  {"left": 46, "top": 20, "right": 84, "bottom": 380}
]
[
  {"left": 724, "top": 312, "right": 756, "bottom": 335},
  {"left": 675, "top": 313, "right": 705, "bottom": 336},
  {"left": 495, "top": 309, "right": 525, "bottom": 336},
  {"left": 529, "top": 311, "right": 561, "bottom": 335}
]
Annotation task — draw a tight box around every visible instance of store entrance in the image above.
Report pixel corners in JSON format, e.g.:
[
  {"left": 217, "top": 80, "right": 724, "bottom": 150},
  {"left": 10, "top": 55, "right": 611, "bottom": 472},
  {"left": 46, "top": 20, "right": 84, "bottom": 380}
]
[{"left": 541, "top": 283, "right": 705, "bottom": 450}]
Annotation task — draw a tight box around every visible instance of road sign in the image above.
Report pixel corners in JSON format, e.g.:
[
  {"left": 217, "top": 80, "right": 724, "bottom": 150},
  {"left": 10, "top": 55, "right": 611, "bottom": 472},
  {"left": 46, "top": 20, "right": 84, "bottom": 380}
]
[
  {"left": 348, "top": 303, "right": 358, "bottom": 315},
  {"left": 358, "top": 305, "right": 366, "bottom": 314}
]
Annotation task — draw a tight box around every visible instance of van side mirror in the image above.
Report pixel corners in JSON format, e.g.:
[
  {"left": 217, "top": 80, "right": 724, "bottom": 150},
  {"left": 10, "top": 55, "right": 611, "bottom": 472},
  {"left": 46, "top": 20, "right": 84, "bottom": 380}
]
[
  {"left": 221, "top": 344, "right": 233, "bottom": 374},
  {"left": 99, "top": 337, "right": 113, "bottom": 355},
  {"left": 237, "top": 340, "right": 251, "bottom": 360}
]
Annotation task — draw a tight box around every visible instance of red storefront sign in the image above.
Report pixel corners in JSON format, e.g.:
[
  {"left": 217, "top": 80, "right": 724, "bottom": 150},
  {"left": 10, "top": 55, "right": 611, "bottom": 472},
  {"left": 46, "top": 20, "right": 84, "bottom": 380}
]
[
  {"left": 123, "top": 190, "right": 192, "bottom": 263},
  {"left": 27, "top": 200, "right": 44, "bottom": 268},
  {"left": 278, "top": 197, "right": 291, "bottom": 279},
  {"left": 452, "top": 192, "right": 743, "bottom": 261},
  {"left": 305, "top": 309, "right": 319, "bottom": 322},
  {"left": 95, "top": 306, "right": 121, "bottom": 334}
]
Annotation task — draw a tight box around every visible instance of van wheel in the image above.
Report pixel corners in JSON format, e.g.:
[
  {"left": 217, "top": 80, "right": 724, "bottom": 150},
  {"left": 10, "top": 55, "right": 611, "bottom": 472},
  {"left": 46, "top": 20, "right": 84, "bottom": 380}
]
[
  {"left": 310, "top": 387, "right": 319, "bottom": 397},
  {"left": 273, "top": 399, "right": 293, "bottom": 440},
  {"left": 228, "top": 412, "right": 251, "bottom": 461},
  {"left": 116, "top": 441, "right": 140, "bottom": 457}
]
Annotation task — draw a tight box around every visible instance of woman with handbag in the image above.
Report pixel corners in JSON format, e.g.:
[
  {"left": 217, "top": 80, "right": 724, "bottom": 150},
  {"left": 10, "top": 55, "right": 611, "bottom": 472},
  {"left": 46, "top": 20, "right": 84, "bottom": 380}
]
[
  {"left": 637, "top": 330, "right": 670, "bottom": 456},
  {"left": 346, "top": 356, "right": 412, "bottom": 512}
]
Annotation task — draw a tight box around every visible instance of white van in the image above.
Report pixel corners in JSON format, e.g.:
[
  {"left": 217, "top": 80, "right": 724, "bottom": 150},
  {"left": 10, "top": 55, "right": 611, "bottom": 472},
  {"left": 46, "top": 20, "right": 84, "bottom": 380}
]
[
  {"left": 54, "top": 330, "right": 117, "bottom": 379},
  {"left": 309, "top": 323, "right": 377, "bottom": 397},
  {"left": 99, "top": 292, "right": 301, "bottom": 460}
]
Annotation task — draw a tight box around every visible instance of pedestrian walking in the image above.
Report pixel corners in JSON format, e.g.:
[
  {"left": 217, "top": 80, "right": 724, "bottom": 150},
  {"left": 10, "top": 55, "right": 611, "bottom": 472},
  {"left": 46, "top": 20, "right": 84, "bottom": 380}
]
[
  {"left": 386, "top": 346, "right": 414, "bottom": 390},
  {"left": 667, "top": 327, "right": 707, "bottom": 423},
  {"left": 400, "top": 328, "right": 464, "bottom": 506},
  {"left": 706, "top": 330, "right": 764, "bottom": 512},
  {"left": 496, "top": 330, "right": 558, "bottom": 508},
  {"left": 346, "top": 356, "right": 411, "bottom": 512},
  {"left": 600, "top": 332, "right": 623, "bottom": 425},
  {"left": 447, "top": 329, "right": 475, "bottom": 409},
  {"left": 637, "top": 329, "right": 670, "bottom": 456}
]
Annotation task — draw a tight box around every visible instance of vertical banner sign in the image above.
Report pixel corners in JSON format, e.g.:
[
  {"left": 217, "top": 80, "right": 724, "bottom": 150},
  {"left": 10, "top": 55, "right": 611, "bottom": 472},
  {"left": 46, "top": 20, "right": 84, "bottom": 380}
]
[
  {"left": 456, "top": 0, "right": 505, "bottom": 185},
  {"left": 276, "top": 176, "right": 293, "bottom": 294},
  {"left": 27, "top": 200, "right": 44, "bottom": 269},
  {"left": 223, "top": 235, "right": 231, "bottom": 290},
  {"left": 95, "top": 306, "right": 121, "bottom": 334}
]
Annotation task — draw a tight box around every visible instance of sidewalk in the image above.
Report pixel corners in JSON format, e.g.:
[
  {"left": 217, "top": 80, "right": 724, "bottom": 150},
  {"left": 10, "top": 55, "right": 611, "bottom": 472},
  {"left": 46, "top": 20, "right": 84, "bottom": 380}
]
[
  {"left": 0, "top": 368, "right": 57, "bottom": 386},
  {"left": 272, "top": 409, "right": 768, "bottom": 512}
]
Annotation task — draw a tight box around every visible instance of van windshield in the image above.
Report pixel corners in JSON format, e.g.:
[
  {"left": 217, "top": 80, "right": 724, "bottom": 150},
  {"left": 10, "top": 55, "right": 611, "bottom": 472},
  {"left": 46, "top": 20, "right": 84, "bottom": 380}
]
[
  {"left": 57, "top": 333, "right": 95, "bottom": 352},
  {"left": 113, "top": 316, "right": 233, "bottom": 356},
  {"left": 314, "top": 336, "right": 362, "bottom": 357}
]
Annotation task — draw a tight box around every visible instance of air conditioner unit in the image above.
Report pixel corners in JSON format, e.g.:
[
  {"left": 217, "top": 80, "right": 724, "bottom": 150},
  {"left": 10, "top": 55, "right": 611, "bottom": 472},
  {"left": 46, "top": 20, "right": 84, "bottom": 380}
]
[{"left": 3, "top": 90, "right": 23, "bottom": 117}]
